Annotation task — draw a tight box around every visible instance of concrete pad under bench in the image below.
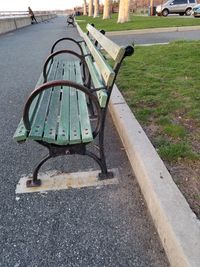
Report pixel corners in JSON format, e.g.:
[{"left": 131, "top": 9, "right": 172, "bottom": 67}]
[{"left": 16, "top": 169, "right": 119, "bottom": 194}]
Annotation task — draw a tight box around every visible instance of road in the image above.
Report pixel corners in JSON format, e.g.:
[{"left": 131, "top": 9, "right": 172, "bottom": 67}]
[
  {"left": 0, "top": 17, "right": 169, "bottom": 266},
  {"left": 109, "top": 28, "right": 200, "bottom": 45}
]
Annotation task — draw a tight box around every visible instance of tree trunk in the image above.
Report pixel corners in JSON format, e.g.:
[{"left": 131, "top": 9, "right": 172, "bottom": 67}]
[
  {"left": 117, "top": 0, "right": 130, "bottom": 23},
  {"left": 88, "top": 0, "right": 93, "bottom": 16},
  {"left": 94, "top": 0, "right": 99, "bottom": 17},
  {"left": 83, "top": 0, "right": 87, "bottom": 15},
  {"left": 103, "top": 0, "right": 111, "bottom": 19}
]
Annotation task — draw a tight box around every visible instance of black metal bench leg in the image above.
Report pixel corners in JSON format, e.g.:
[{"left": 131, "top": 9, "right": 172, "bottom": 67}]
[
  {"left": 98, "top": 151, "right": 114, "bottom": 180},
  {"left": 26, "top": 154, "right": 52, "bottom": 187},
  {"left": 98, "top": 123, "right": 114, "bottom": 180},
  {"left": 67, "top": 22, "right": 74, "bottom": 27},
  {"left": 85, "top": 150, "right": 113, "bottom": 180}
]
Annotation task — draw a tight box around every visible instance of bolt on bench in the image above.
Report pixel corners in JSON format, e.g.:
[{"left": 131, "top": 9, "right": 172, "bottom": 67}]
[{"left": 13, "top": 23, "right": 134, "bottom": 187}]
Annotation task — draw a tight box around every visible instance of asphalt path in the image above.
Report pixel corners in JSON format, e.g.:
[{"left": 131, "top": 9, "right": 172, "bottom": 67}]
[
  {"left": 109, "top": 29, "right": 200, "bottom": 45},
  {"left": 0, "top": 17, "right": 169, "bottom": 266}
]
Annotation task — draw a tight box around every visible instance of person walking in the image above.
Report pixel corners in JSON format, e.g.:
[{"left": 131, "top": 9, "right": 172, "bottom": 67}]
[{"left": 28, "top": 7, "right": 38, "bottom": 24}]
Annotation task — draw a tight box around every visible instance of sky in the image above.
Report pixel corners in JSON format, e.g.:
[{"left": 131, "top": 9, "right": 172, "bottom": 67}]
[{"left": 0, "top": 0, "right": 88, "bottom": 11}]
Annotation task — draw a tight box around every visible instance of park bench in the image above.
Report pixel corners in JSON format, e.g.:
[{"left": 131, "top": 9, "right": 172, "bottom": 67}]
[
  {"left": 13, "top": 23, "right": 134, "bottom": 187},
  {"left": 67, "top": 14, "right": 75, "bottom": 27}
]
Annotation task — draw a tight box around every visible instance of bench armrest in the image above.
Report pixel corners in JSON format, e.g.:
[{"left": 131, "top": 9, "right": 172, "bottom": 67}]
[
  {"left": 51, "top": 38, "right": 84, "bottom": 56},
  {"left": 23, "top": 80, "right": 102, "bottom": 138},
  {"left": 43, "top": 49, "right": 90, "bottom": 86}
]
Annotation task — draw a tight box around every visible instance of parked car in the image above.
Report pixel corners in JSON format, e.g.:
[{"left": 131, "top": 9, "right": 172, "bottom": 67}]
[
  {"left": 192, "top": 4, "right": 200, "bottom": 17},
  {"left": 156, "top": 0, "right": 197, "bottom": 16}
]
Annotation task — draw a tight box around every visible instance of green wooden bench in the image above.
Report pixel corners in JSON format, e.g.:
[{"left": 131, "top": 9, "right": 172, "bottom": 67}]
[{"left": 13, "top": 24, "right": 134, "bottom": 187}]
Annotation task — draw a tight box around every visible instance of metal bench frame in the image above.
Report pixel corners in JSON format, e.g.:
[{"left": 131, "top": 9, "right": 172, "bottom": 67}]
[
  {"left": 14, "top": 24, "right": 134, "bottom": 187},
  {"left": 67, "top": 14, "right": 75, "bottom": 27}
]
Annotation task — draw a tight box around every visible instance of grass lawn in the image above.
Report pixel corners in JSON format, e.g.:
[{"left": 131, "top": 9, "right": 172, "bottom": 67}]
[
  {"left": 117, "top": 40, "right": 200, "bottom": 161},
  {"left": 115, "top": 40, "right": 200, "bottom": 217},
  {"left": 76, "top": 13, "right": 200, "bottom": 32}
]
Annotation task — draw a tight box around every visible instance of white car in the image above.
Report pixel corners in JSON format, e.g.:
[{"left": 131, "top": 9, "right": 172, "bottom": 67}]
[
  {"left": 192, "top": 4, "right": 200, "bottom": 17},
  {"left": 156, "top": 0, "right": 197, "bottom": 16}
]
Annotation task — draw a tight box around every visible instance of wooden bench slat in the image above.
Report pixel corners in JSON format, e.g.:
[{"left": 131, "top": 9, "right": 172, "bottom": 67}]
[
  {"left": 96, "top": 90, "right": 108, "bottom": 108},
  {"left": 82, "top": 33, "right": 115, "bottom": 87},
  {"left": 78, "top": 91, "right": 93, "bottom": 143},
  {"left": 80, "top": 42, "right": 108, "bottom": 108},
  {"left": 80, "top": 42, "right": 104, "bottom": 89},
  {"left": 69, "top": 61, "right": 82, "bottom": 144},
  {"left": 13, "top": 69, "right": 48, "bottom": 142},
  {"left": 28, "top": 90, "right": 52, "bottom": 140},
  {"left": 13, "top": 119, "right": 28, "bottom": 142},
  {"left": 28, "top": 60, "right": 58, "bottom": 141},
  {"left": 42, "top": 61, "right": 63, "bottom": 143},
  {"left": 86, "top": 24, "right": 126, "bottom": 63},
  {"left": 74, "top": 61, "right": 93, "bottom": 143},
  {"left": 56, "top": 60, "right": 71, "bottom": 145}
]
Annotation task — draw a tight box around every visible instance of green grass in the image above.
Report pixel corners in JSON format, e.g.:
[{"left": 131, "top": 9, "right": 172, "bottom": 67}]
[
  {"left": 158, "top": 143, "right": 198, "bottom": 161},
  {"left": 163, "top": 124, "right": 187, "bottom": 138},
  {"left": 115, "top": 40, "right": 200, "bottom": 161},
  {"left": 76, "top": 13, "right": 200, "bottom": 32},
  {"left": 153, "top": 137, "right": 197, "bottom": 161}
]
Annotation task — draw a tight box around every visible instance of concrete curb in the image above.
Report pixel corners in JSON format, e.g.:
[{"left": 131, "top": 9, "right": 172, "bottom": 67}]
[
  {"left": 106, "top": 25, "right": 200, "bottom": 36},
  {"left": 75, "top": 21, "right": 84, "bottom": 38},
  {"left": 109, "top": 84, "right": 200, "bottom": 267}
]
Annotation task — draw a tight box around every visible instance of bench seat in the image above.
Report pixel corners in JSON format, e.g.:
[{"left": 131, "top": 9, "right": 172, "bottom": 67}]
[{"left": 13, "top": 59, "right": 93, "bottom": 145}]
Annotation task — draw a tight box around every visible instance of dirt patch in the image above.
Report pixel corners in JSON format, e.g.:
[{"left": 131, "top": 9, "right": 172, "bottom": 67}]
[
  {"left": 143, "top": 124, "right": 200, "bottom": 219},
  {"left": 166, "top": 161, "right": 200, "bottom": 219}
]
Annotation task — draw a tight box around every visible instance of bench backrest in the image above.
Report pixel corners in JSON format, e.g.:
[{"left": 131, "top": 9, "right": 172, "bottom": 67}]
[
  {"left": 48, "top": 23, "right": 134, "bottom": 108},
  {"left": 86, "top": 24, "right": 125, "bottom": 64},
  {"left": 80, "top": 24, "right": 134, "bottom": 91},
  {"left": 82, "top": 32, "right": 115, "bottom": 87}
]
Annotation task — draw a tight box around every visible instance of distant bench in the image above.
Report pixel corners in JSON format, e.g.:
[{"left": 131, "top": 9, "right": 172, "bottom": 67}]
[
  {"left": 67, "top": 14, "right": 75, "bottom": 27},
  {"left": 13, "top": 23, "right": 134, "bottom": 187}
]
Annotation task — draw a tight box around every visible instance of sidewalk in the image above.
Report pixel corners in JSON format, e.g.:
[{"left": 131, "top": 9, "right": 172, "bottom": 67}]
[{"left": 0, "top": 17, "right": 169, "bottom": 266}]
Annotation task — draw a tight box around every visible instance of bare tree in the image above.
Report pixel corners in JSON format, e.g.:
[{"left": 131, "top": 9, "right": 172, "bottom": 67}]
[
  {"left": 88, "top": 0, "right": 93, "bottom": 16},
  {"left": 94, "top": 0, "right": 100, "bottom": 17},
  {"left": 118, "top": 0, "right": 130, "bottom": 23},
  {"left": 83, "top": 0, "right": 87, "bottom": 15},
  {"left": 103, "top": 0, "right": 111, "bottom": 19}
]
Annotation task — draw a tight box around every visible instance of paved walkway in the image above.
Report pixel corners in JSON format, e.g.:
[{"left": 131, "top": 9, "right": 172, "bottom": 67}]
[{"left": 0, "top": 17, "right": 169, "bottom": 266}]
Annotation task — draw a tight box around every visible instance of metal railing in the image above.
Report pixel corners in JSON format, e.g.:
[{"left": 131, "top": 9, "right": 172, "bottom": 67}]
[{"left": 0, "top": 10, "right": 56, "bottom": 19}]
